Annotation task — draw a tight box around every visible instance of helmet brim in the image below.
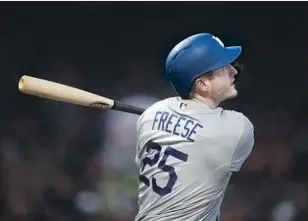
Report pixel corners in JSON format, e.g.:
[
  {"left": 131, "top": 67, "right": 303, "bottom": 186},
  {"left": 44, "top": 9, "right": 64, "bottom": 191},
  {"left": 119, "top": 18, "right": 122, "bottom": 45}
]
[
  {"left": 203, "top": 46, "right": 242, "bottom": 74},
  {"left": 224, "top": 46, "right": 242, "bottom": 64}
]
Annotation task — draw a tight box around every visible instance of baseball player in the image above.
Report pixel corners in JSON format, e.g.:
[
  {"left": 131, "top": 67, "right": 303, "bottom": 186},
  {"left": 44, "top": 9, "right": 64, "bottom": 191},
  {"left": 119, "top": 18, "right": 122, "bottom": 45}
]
[{"left": 134, "top": 33, "right": 255, "bottom": 221}]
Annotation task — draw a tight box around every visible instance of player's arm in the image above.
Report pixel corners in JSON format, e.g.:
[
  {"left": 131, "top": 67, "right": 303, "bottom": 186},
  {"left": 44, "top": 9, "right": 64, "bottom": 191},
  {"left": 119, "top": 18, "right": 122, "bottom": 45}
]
[{"left": 230, "top": 116, "right": 255, "bottom": 172}]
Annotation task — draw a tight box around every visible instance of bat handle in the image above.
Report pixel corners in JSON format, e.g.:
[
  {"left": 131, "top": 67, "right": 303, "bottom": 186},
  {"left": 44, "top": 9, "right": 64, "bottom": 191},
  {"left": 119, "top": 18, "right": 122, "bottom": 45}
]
[{"left": 112, "top": 101, "right": 146, "bottom": 115}]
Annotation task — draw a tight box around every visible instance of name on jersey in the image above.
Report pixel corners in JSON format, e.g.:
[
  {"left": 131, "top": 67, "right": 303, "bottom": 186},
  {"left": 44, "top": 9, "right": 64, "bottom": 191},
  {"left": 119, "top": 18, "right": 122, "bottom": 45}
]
[{"left": 152, "top": 111, "right": 203, "bottom": 142}]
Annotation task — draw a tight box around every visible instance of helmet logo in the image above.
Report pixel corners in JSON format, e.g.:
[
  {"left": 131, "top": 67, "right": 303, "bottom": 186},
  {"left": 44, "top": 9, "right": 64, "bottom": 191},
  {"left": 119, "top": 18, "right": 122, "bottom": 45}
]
[{"left": 212, "top": 36, "right": 224, "bottom": 47}]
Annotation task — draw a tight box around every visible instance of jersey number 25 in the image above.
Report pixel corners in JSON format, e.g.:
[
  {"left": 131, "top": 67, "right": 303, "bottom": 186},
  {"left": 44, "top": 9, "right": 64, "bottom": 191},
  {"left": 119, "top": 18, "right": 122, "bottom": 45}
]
[{"left": 139, "top": 141, "right": 188, "bottom": 196}]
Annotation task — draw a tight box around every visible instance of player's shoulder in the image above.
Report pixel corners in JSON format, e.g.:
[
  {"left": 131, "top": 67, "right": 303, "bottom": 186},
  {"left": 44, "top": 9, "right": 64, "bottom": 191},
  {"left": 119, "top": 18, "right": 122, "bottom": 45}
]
[
  {"left": 136, "top": 97, "right": 172, "bottom": 125},
  {"left": 221, "top": 109, "right": 254, "bottom": 129},
  {"left": 141, "top": 97, "right": 175, "bottom": 114}
]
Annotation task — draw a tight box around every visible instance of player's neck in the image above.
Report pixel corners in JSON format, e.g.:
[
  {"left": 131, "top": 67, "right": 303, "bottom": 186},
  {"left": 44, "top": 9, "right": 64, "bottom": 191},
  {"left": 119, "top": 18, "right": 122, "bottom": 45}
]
[{"left": 191, "top": 94, "right": 219, "bottom": 109}]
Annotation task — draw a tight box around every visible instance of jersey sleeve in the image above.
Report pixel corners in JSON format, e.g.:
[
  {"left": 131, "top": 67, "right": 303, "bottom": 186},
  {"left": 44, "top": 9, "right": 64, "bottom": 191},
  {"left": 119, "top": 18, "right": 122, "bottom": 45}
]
[{"left": 230, "top": 115, "right": 255, "bottom": 172}]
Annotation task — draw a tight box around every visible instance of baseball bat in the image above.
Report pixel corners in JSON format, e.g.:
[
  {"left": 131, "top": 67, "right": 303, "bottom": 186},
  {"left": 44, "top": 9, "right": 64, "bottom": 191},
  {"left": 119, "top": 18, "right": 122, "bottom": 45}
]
[{"left": 18, "top": 75, "right": 146, "bottom": 115}]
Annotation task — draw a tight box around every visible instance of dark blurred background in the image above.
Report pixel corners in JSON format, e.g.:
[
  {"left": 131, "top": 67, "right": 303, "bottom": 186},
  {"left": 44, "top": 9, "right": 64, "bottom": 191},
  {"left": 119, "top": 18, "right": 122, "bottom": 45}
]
[{"left": 0, "top": 2, "right": 307, "bottom": 221}]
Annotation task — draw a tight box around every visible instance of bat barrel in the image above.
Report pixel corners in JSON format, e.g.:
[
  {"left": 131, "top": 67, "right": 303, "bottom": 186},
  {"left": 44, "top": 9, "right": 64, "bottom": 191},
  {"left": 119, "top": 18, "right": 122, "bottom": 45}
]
[{"left": 18, "top": 75, "right": 146, "bottom": 116}]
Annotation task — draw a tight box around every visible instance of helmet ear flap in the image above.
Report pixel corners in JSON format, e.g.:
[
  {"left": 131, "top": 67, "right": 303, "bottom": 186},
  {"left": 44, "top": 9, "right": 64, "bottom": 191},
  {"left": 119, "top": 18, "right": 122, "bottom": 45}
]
[{"left": 232, "top": 61, "right": 245, "bottom": 82}]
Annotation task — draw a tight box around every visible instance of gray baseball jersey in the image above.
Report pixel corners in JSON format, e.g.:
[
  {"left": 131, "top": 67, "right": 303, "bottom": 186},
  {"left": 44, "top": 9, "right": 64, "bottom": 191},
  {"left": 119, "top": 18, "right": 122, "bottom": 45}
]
[{"left": 135, "top": 97, "right": 254, "bottom": 221}]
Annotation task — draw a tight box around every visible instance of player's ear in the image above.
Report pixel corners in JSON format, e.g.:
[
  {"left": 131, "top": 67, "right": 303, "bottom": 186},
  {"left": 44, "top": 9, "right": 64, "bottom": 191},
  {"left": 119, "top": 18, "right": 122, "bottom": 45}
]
[{"left": 195, "top": 77, "right": 210, "bottom": 93}]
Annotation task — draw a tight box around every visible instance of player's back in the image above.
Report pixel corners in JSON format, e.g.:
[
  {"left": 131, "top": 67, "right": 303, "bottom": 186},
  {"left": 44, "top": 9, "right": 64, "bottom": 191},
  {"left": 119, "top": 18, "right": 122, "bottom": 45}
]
[{"left": 135, "top": 97, "right": 254, "bottom": 221}]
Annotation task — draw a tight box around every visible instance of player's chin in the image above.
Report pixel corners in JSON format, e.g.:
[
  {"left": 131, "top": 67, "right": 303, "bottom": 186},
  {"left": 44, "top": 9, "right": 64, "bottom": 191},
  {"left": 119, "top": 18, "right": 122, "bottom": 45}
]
[{"left": 226, "top": 88, "right": 238, "bottom": 99}]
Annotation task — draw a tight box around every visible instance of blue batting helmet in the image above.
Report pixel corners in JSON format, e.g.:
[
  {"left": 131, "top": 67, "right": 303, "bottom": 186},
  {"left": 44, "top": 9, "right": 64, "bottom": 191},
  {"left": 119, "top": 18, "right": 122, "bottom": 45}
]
[{"left": 165, "top": 33, "right": 242, "bottom": 99}]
